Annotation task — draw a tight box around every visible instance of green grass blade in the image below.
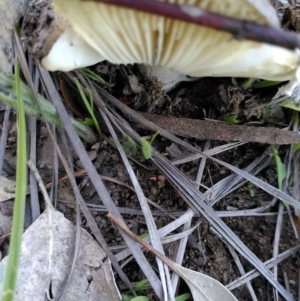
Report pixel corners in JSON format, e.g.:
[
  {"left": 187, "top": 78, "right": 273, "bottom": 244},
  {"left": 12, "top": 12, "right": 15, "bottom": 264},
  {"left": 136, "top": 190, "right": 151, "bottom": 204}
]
[
  {"left": 254, "top": 80, "right": 281, "bottom": 88},
  {"left": 0, "top": 71, "right": 96, "bottom": 143},
  {"left": 1, "top": 61, "right": 27, "bottom": 301},
  {"left": 74, "top": 78, "right": 102, "bottom": 137},
  {"left": 278, "top": 98, "right": 300, "bottom": 112},
  {"left": 149, "top": 131, "right": 159, "bottom": 145},
  {"left": 81, "top": 68, "right": 109, "bottom": 86},
  {"left": 175, "top": 293, "right": 191, "bottom": 301},
  {"left": 271, "top": 145, "right": 286, "bottom": 191}
]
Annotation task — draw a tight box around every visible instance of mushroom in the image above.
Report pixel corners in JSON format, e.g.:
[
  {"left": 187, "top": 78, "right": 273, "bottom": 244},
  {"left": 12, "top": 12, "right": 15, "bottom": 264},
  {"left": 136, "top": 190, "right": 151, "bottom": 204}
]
[
  {"left": 22, "top": 0, "right": 104, "bottom": 71},
  {"left": 24, "top": 0, "right": 300, "bottom": 92}
]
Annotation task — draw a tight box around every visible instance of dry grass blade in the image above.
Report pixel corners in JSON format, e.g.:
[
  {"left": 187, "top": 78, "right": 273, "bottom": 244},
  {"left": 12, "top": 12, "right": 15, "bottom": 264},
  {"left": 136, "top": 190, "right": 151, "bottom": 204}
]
[
  {"left": 108, "top": 213, "right": 238, "bottom": 301},
  {"left": 152, "top": 153, "right": 293, "bottom": 300},
  {"left": 170, "top": 218, "right": 192, "bottom": 293},
  {"left": 28, "top": 66, "right": 40, "bottom": 222},
  {"left": 89, "top": 82, "right": 173, "bottom": 300},
  {"left": 210, "top": 155, "right": 300, "bottom": 208},
  {"left": 28, "top": 114, "right": 40, "bottom": 221},
  {"left": 171, "top": 142, "right": 245, "bottom": 165},
  {"left": 92, "top": 80, "right": 297, "bottom": 300},
  {"left": 292, "top": 111, "right": 300, "bottom": 192},
  {"left": 0, "top": 105, "right": 11, "bottom": 177},
  {"left": 205, "top": 153, "right": 273, "bottom": 204},
  {"left": 226, "top": 243, "right": 300, "bottom": 290},
  {"left": 38, "top": 67, "right": 139, "bottom": 295},
  {"left": 38, "top": 68, "right": 163, "bottom": 298},
  {"left": 115, "top": 210, "right": 195, "bottom": 262}
]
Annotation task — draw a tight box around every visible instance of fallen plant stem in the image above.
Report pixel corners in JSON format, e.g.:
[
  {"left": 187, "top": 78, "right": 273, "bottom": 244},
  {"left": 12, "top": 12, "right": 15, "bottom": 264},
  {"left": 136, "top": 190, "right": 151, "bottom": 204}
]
[
  {"left": 107, "top": 213, "right": 182, "bottom": 273},
  {"left": 136, "top": 112, "right": 300, "bottom": 145},
  {"left": 96, "top": 0, "right": 300, "bottom": 50}
]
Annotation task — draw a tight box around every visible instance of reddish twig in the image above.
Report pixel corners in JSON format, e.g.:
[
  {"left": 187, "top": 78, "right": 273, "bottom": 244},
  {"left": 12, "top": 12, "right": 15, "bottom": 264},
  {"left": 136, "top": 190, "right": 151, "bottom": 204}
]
[
  {"left": 107, "top": 213, "right": 175, "bottom": 266},
  {"left": 89, "top": 0, "right": 300, "bottom": 50}
]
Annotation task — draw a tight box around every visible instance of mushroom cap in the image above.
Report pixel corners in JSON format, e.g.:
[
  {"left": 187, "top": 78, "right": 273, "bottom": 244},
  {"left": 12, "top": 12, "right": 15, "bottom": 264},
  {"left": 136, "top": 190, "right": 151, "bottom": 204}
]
[
  {"left": 41, "top": 26, "right": 105, "bottom": 71},
  {"left": 52, "top": 0, "right": 298, "bottom": 81},
  {"left": 22, "top": 0, "right": 104, "bottom": 71}
]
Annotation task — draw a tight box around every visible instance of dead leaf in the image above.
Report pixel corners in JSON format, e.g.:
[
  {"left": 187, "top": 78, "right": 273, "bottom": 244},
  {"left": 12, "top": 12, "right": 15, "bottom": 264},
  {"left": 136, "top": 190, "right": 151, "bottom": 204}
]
[
  {"left": 0, "top": 209, "right": 121, "bottom": 301},
  {"left": 171, "top": 263, "right": 237, "bottom": 301}
]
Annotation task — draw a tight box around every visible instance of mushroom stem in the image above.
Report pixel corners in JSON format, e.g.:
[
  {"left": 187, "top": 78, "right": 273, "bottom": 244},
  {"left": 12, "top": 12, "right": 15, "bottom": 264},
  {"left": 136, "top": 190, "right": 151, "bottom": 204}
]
[{"left": 91, "top": 0, "right": 300, "bottom": 50}]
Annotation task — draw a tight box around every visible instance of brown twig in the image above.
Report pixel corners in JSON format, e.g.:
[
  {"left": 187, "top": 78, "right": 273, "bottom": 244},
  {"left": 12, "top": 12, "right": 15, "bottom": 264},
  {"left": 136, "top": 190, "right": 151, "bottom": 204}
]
[
  {"left": 107, "top": 213, "right": 176, "bottom": 268},
  {"left": 91, "top": 0, "right": 300, "bottom": 50},
  {"left": 135, "top": 112, "right": 300, "bottom": 145}
]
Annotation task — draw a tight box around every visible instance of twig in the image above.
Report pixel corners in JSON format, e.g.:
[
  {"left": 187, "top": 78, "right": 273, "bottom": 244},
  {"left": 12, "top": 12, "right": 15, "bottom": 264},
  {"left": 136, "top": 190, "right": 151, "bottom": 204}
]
[
  {"left": 136, "top": 112, "right": 300, "bottom": 145},
  {"left": 107, "top": 213, "right": 179, "bottom": 268}
]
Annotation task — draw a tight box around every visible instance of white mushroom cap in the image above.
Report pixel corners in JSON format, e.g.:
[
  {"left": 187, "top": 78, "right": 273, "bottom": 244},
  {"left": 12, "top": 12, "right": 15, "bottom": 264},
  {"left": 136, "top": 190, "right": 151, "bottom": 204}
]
[
  {"left": 41, "top": 26, "right": 105, "bottom": 71},
  {"left": 22, "top": 0, "right": 104, "bottom": 71},
  {"left": 51, "top": 0, "right": 299, "bottom": 82}
]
